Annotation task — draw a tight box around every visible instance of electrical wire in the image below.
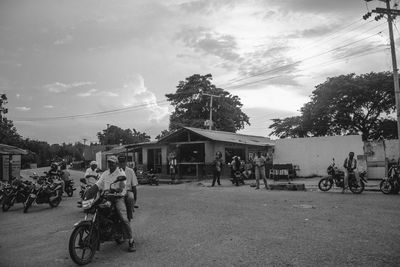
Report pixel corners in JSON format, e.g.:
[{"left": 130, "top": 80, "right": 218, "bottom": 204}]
[{"left": 13, "top": 100, "right": 170, "bottom": 122}]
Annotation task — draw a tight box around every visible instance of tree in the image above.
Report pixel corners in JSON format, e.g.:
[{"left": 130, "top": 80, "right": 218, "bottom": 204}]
[
  {"left": 97, "top": 125, "right": 150, "bottom": 145},
  {"left": 166, "top": 74, "right": 250, "bottom": 132},
  {"left": 155, "top": 129, "right": 173, "bottom": 140},
  {"left": 0, "top": 94, "right": 22, "bottom": 145},
  {"left": 269, "top": 72, "right": 397, "bottom": 140}
]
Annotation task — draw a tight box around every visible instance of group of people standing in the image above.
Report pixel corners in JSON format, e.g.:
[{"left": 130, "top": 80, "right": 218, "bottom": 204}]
[{"left": 211, "top": 151, "right": 270, "bottom": 189}]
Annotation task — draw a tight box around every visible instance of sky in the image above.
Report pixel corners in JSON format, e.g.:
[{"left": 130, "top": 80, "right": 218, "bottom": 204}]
[{"left": 0, "top": 0, "right": 398, "bottom": 144}]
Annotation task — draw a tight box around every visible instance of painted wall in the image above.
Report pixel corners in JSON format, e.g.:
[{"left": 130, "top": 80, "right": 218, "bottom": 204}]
[{"left": 274, "top": 135, "right": 364, "bottom": 177}]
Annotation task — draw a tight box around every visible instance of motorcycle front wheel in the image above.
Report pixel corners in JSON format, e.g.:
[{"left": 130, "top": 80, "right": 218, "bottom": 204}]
[
  {"left": 23, "top": 197, "right": 35, "bottom": 213},
  {"left": 2, "top": 196, "right": 15, "bottom": 212},
  {"left": 69, "top": 224, "right": 97, "bottom": 265},
  {"left": 49, "top": 196, "right": 61, "bottom": 208},
  {"left": 318, "top": 177, "right": 333, "bottom": 191},
  {"left": 380, "top": 180, "right": 393, "bottom": 194},
  {"left": 349, "top": 180, "right": 365, "bottom": 194}
]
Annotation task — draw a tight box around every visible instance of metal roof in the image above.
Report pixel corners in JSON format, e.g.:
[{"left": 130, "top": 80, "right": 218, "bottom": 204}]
[
  {"left": 0, "top": 144, "right": 28, "bottom": 155},
  {"left": 163, "top": 127, "right": 275, "bottom": 146}
]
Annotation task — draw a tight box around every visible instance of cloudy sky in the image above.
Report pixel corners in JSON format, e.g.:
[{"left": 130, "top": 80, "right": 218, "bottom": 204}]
[{"left": 0, "top": 0, "right": 397, "bottom": 144}]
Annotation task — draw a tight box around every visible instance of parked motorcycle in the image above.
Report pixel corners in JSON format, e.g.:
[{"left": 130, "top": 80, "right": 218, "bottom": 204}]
[
  {"left": 138, "top": 169, "right": 159, "bottom": 185},
  {"left": 23, "top": 175, "right": 63, "bottom": 213},
  {"left": 0, "top": 181, "right": 12, "bottom": 205},
  {"left": 318, "top": 158, "right": 367, "bottom": 194},
  {"left": 69, "top": 176, "right": 127, "bottom": 265},
  {"left": 230, "top": 171, "right": 245, "bottom": 186},
  {"left": 380, "top": 164, "right": 400, "bottom": 194},
  {"left": 64, "top": 179, "right": 76, "bottom": 197},
  {"left": 2, "top": 179, "right": 33, "bottom": 212}
]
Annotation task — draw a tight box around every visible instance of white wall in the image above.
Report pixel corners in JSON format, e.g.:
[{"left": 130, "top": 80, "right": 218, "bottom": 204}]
[
  {"left": 274, "top": 135, "right": 364, "bottom": 177},
  {"left": 385, "top": 139, "right": 399, "bottom": 162}
]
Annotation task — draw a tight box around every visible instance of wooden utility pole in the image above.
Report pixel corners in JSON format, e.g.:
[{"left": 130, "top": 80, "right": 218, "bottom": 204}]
[
  {"left": 202, "top": 93, "right": 221, "bottom": 130},
  {"left": 364, "top": 0, "right": 400, "bottom": 157}
]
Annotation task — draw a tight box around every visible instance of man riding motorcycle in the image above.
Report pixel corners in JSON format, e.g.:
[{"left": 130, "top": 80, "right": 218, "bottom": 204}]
[
  {"left": 343, "top": 152, "right": 360, "bottom": 193},
  {"left": 78, "top": 161, "right": 100, "bottom": 207},
  {"left": 85, "top": 155, "right": 136, "bottom": 252}
]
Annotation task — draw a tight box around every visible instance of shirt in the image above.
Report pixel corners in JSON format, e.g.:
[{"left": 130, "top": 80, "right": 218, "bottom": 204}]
[
  {"left": 123, "top": 166, "right": 138, "bottom": 190},
  {"left": 96, "top": 168, "right": 127, "bottom": 195},
  {"left": 253, "top": 156, "right": 266, "bottom": 168},
  {"left": 84, "top": 167, "right": 99, "bottom": 185}
]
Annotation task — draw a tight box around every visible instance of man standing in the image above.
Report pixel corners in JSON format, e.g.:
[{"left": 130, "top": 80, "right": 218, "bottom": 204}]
[
  {"left": 118, "top": 155, "right": 138, "bottom": 222},
  {"left": 211, "top": 151, "right": 223, "bottom": 187},
  {"left": 96, "top": 155, "right": 135, "bottom": 252},
  {"left": 253, "top": 151, "right": 267, "bottom": 190},
  {"left": 343, "top": 152, "right": 359, "bottom": 193}
]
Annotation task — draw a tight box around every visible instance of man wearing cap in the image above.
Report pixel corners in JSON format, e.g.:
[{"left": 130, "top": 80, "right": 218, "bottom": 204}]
[
  {"left": 118, "top": 155, "right": 138, "bottom": 221},
  {"left": 85, "top": 161, "right": 100, "bottom": 185},
  {"left": 96, "top": 155, "right": 135, "bottom": 252}
]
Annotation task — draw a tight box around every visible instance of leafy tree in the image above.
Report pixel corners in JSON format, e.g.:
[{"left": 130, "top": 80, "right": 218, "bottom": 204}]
[
  {"left": 0, "top": 94, "right": 22, "bottom": 145},
  {"left": 97, "top": 125, "right": 150, "bottom": 145},
  {"left": 269, "top": 72, "right": 397, "bottom": 140},
  {"left": 155, "top": 129, "right": 173, "bottom": 140},
  {"left": 166, "top": 74, "right": 250, "bottom": 132}
]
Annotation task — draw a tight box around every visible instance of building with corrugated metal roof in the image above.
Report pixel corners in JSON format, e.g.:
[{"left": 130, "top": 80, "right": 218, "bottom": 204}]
[{"left": 0, "top": 144, "right": 28, "bottom": 181}]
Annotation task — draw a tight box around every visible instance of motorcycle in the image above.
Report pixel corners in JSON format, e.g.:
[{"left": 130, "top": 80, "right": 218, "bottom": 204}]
[
  {"left": 0, "top": 181, "right": 12, "bottom": 204},
  {"left": 138, "top": 169, "right": 159, "bottom": 185},
  {"left": 318, "top": 158, "right": 367, "bottom": 194},
  {"left": 230, "top": 170, "right": 246, "bottom": 186},
  {"left": 23, "top": 175, "right": 63, "bottom": 213},
  {"left": 380, "top": 164, "right": 400, "bottom": 194},
  {"left": 2, "top": 179, "right": 33, "bottom": 212},
  {"left": 69, "top": 176, "right": 127, "bottom": 265},
  {"left": 64, "top": 179, "right": 76, "bottom": 197}
]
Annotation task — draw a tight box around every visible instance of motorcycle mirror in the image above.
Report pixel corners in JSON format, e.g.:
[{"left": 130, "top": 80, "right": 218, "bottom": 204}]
[{"left": 80, "top": 178, "right": 87, "bottom": 184}]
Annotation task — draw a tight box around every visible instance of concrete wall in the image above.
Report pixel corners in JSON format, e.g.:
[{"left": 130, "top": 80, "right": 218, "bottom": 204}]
[
  {"left": 385, "top": 139, "right": 400, "bottom": 162},
  {"left": 274, "top": 135, "right": 364, "bottom": 177}
]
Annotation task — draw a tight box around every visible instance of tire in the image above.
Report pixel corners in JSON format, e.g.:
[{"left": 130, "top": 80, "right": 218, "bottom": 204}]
[
  {"left": 24, "top": 197, "right": 35, "bottom": 213},
  {"left": 349, "top": 180, "right": 365, "bottom": 194},
  {"left": 49, "top": 196, "right": 61, "bottom": 208},
  {"left": 2, "top": 196, "right": 14, "bottom": 212},
  {"left": 380, "top": 180, "right": 393, "bottom": 195},
  {"left": 69, "top": 224, "right": 97, "bottom": 265},
  {"left": 66, "top": 187, "right": 74, "bottom": 197},
  {"left": 318, "top": 178, "right": 333, "bottom": 192}
]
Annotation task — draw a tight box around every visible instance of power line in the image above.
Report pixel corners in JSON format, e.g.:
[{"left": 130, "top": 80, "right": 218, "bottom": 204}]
[
  {"left": 223, "top": 31, "right": 384, "bottom": 89},
  {"left": 13, "top": 100, "right": 170, "bottom": 122}
]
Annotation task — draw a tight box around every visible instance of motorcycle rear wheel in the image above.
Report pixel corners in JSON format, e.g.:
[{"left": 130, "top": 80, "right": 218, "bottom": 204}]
[
  {"left": 66, "top": 187, "right": 74, "bottom": 197},
  {"left": 349, "top": 180, "right": 365, "bottom": 194},
  {"left": 380, "top": 180, "right": 393, "bottom": 194},
  {"left": 318, "top": 178, "right": 333, "bottom": 191},
  {"left": 69, "top": 224, "right": 97, "bottom": 265}
]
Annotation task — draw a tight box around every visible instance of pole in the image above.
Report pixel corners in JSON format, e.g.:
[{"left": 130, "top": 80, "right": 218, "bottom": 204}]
[
  {"left": 209, "top": 95, "right": 213, "bottom": 130},
  {"left": 384, "top": 0, "right": 400, "bottom": 159}
]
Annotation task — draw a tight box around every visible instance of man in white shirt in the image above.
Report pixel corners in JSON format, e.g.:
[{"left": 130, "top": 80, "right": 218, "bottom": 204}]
[
  {"left": 84, "top": 161, "right": 100, "bottom": 185},
  {"left": 118, "top": 155, "right": 138, "bottom": 221},
  {"left": 96, "top": 155, "right": 135, "bottom": 252}
]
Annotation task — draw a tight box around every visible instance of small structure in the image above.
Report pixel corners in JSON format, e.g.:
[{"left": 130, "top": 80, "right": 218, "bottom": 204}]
[{"left": 0, "top": 144, "right": 28, "bottom": 181}]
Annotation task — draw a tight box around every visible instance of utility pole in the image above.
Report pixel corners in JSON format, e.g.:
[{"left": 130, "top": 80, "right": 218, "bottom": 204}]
[
  {"left": 364, "top": 0, "right": 400, "bottom": 157},
  {"left": 202, "top": 93, "right": 221, "bottom": 130}
]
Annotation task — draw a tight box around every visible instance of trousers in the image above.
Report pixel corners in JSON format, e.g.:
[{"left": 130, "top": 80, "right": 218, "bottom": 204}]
[
  {"left": 125, "top": 191, "right": 135, "bottom": 221},
  {"left": 255, "top": 165, "right": 267, "bottom": 189},
  {"left": 115, "top": 197, "right": 133, "bottom": 239}
]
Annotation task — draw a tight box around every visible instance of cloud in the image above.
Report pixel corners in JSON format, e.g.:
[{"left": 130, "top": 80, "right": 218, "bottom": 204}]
[
  {"left": 179, "top": 0, "right": 237, "bottom": 14},
  {"left": 45, "top": 81, "right": 95, "bottom": 93},
  {"left": 43, "top": 105, "right": 54, "bottom": 109},
  {"left": 16, "top": 93, "right": 20, "bottom": 98},
  {"left": 176, "top": 27, "right": 242, "bottom": 62},
  {"left": 77, "top": 89, "right": 99, "bottom": 97},
  {"left": 54, "top": 34, "right": 73, "bottom": 45},
  {"left": 16, "top": 106, "right": 31, "bottom": 111}
]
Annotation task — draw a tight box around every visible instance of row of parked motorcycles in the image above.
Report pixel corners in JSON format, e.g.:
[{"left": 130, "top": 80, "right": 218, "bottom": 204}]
[
  {"left": 318, "top": 159, "right": 400, "bottom": 195},
  {"left": 0, "top": 171, "right": 76, "bottom": 213}
]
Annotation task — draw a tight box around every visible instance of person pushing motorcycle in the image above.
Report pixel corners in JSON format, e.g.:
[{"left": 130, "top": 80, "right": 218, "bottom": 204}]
[
  {"left": 93, "top": 155, "right": 136, "bottom": 252},
  {"left": 343, "top": 152, "right": 360, "bottom": 193}
]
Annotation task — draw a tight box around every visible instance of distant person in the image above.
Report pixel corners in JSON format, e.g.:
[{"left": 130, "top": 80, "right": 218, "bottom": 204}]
[
  {"left": 253, "top": 151, "right": 267, "bottom": 190},
  {"left": 211, "top": 152, "right": 223, "bottom": 187},
  {"left": 59, "top": 162, "right": 71, "bottom": 193},
  {"left": 343, "top": 152, "right": 359, "bottom": 193}
]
